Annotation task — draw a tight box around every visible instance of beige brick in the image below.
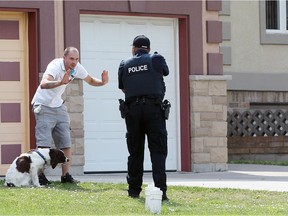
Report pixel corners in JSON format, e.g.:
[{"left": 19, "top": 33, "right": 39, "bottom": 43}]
[
  {"left": 74, "top": 138, "right": 84, "bottom": 154},
  {"left": 191, "top": 138, "right": 204, "bottom": 152},
  {"left": 71, "top": 155, "right": 85, "bottom": 166},
  {"left": 194, "top": 81, "right": 209, "bottom": 90},
  {"left": 210, "top": 147, "right": 228, "bottom": 163},
  {"left": 71, "top": 128, "right": 84, "bottom": 138},
  {"left": 190, "top": 81, "right": 209, "bottom": 96},
  {"left": 66, "top": 96, "right": 84, "bottom": 113},
  {"left": 201, "top": 121, "right": 213, "bottom": 129},
  {"left": 70, "top": 113, "right": 84, "bottom": 129},
  {"left": 192, "top": 163, "right": 227, "bottom": 172},
  {"left": 200, "top": 112, "right": 217, "bottom": 121},
  {"left": 191, "top": 113, "right": 201, "bottom": 128},
  {"left": 211, "top": 104, "right": 224, "bottom": 112},
  {"left": 217, "top": 137, "right": 227, "bottom": 147},
  {"left": 212, "top": 121, "right": 227, "bottom": 137},
  {"left": 66, "top": 80, "right": 83, "bottom": 96},
  {"left": 204, "top": 137, "right": 218, "bottom": 147},
  {"left": 213, "top": 96, "right": 227, "bottom": 105},
  {"left": 216, "top": 106, "right": 227, "bottom": 121},
  {"left": 203, "top": 137, "right": 227, "bottom": 148},
  {"left": 193, "top": 128, "right": 212, "bottom": 137},
  {"left": 193, "top": 153, "right": 210, "bottom": 163},
  {"left": 209, "top": 81, "right": 227, "bottom": 96},
  {"left": 191, "top": 96, "right": 213, "bottom": 112}
]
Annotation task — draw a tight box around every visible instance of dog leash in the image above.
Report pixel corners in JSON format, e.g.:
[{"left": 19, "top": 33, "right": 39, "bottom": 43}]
[{"left": 34, "top": 150, "right": 47, "bottom": 164}]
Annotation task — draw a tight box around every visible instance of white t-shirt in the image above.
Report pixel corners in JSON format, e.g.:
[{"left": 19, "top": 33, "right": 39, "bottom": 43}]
[{"left": 31, "top": 58, "right": 89, "bottom": 107}]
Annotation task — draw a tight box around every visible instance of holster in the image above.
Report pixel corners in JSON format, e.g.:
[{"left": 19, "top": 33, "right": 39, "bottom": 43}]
[
  {"left": 161, "top": 99, "right": 171, "bottom": 120},
  {"left": 119, "top": 99, "right": 129, "bottom": 119}
]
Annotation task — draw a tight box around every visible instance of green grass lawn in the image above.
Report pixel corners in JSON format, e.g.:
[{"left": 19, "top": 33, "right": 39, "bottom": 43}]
[{"left": 1, "top": 180, "right": 288, "bottom": 215}]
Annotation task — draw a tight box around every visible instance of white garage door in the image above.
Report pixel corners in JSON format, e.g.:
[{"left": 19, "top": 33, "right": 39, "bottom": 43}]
[{"left": 80, "top": 15, "right": 180, "bottom": 172}]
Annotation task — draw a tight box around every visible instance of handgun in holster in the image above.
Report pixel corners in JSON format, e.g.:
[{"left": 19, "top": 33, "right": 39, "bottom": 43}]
[
  {"left": 161, "top": 99, "right": 171, "bottom": 120},
  {"left": 119, "top": 99, "right": 129, "bottom": 119}
]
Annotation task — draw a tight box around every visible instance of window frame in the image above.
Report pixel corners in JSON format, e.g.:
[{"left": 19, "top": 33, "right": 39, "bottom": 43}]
[
  {"left": 266, "top": 0, "right": 288, "bottom": 33},
  {"left": 260, "top": 0, "right": 288, "bottom": 44}
]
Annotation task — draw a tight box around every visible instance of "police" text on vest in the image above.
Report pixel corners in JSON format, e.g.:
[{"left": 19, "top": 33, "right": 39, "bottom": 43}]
[{"left": 128, "top": 65, "right": 148, "bottom": 73}]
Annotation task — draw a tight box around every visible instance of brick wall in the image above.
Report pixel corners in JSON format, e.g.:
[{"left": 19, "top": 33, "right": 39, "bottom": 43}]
[
  {"left": 228, "top": 136, "right": 288, "bottom": 161},
  {"left": 227, "top": 90, "right": 288, "bottom": 162}
]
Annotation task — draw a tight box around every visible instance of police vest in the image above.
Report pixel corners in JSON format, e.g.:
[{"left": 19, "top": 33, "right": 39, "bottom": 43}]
[{"left": 122, "top": 53, "right": 165, "bottom": 99}]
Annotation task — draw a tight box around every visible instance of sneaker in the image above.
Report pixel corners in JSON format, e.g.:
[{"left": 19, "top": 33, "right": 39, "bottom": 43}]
[
  {"left": 38, "top": 173, "right": 51, "bottom": 185},
  {"left": 162, "top": 193, "right": 169, "bottom": 201},
  {"left": 61, "top": 172, "right": 79, "bottom": 183}
]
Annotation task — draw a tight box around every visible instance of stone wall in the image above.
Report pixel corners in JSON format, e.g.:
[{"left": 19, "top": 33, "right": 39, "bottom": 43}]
[
  {"left": 64, "top": 79, "right": 85, "bottom": 175},
  {"left": 190, "top": 75, "right": 231, "bottom": 172}
]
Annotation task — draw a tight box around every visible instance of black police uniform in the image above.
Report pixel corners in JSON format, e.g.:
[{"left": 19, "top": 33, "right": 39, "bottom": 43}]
[{"left": 118, "top": 49, "right": 169, "bottom": 198}]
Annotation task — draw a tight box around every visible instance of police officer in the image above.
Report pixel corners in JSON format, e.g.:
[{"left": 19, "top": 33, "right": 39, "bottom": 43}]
[{"left": 118, "top": 35, "right": 169, "bottom": 201}]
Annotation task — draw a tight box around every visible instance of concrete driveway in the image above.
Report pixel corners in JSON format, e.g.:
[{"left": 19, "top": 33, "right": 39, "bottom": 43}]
[{"left": 45, "top": 164, "right": 288, "bottom": 192}]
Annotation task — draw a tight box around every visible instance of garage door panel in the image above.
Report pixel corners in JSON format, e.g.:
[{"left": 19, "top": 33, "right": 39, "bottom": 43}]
[
  {"left": 85, "top": 121, "right": 124, "bottom": 133},
  {"left": 85, "top": 132, "right": 124, "bottom": 141},
  {"left": 90, "top": 120, "right": 124, "bottom": 132},
  {"left": 85, "top": 130, "right": 124, "bottom": 139},
  {"left": 85, "top": 139, "right": 128, "bottom": 172},
  {"left": 84, "top": 99, "right": 121, "bottom": 119},
  {"left": 150, "top": 34, "right": 174, "bottom": 48},
  {"left": 80, "top": 22, "right": 97, "bottom": 51},
  {"left": 81, "top": 15, "right": 179, "bottom": 172},
  {"left": 84, "top": 91, "right": 122, "bottom": 101},
  {"left": 85, "top": 111, "right": 122, "bottom": 123},
  {"left": 97, "top": 23, "right": 122, "bottom": 47},
  {"left": 81, "top": 58, "right": 124, "bottom": 82}
]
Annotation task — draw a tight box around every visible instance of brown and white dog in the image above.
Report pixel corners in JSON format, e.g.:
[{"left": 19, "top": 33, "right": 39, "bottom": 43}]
[{"left": 4, "top": 148, "right": 69, "bottom": 187}]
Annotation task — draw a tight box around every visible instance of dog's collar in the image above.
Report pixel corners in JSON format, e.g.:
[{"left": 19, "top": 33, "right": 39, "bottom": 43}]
[{"left": 34, "top": 150, "right": 47, "bottom": 164}]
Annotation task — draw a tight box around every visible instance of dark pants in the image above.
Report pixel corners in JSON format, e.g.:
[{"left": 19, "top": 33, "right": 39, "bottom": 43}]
[{"left": 125, "top": 99, "right": 168, "bottom": 195}]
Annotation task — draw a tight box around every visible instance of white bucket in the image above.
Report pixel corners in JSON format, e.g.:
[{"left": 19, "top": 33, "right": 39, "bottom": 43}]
[
  {"left": 145, "top": 186, "right": 163, "bottom": 214},
  {"left": 145, "top": 184, "right": 153, "bottom": 210}
]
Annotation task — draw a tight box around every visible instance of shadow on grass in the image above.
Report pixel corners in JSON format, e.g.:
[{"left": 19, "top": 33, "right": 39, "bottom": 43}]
[
  {"left": 48, "top": 181, "right": 129, "bottom": 195},
  {"left": 0, "top": 179, "right": 121, "bottom": 194}
]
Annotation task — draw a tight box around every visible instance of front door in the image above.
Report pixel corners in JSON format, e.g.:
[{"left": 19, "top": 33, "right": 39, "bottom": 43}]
[{"left": 0, "top": 12, "right": 29, "bottom": 175}]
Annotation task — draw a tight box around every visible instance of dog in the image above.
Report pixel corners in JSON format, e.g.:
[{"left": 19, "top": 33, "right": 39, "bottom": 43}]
[{"left": 4, "top": 148, "right": 69, "bottom": 187}]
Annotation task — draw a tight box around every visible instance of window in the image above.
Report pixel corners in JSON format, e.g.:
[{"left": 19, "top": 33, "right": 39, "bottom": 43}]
[
  {"left": 260, "top": 0, "right": 288, "bottom": 44},
  {"left": 266, "top": 0, "right": 288, "bottom": 33}
]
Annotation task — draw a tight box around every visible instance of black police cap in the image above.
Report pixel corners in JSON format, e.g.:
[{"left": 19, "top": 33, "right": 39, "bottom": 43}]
[{"left": 132, "top": 35, "right": 150, "bottom": 49}]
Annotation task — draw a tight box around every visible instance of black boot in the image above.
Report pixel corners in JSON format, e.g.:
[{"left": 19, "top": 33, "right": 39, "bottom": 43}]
[{"left": 162, "top": 192, "right": 169, "bottom": 201}]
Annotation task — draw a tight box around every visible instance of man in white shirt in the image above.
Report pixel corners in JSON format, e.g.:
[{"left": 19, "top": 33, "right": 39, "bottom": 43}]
[{"left": 32, "top": 47, "right": 108, "bottom": 184}]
